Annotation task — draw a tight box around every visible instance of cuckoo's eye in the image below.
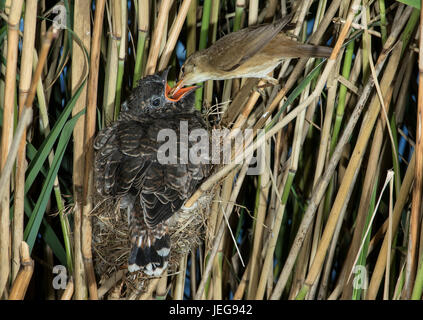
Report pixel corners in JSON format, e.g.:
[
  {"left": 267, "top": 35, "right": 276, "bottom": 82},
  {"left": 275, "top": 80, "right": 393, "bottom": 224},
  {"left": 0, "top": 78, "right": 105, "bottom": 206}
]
[{"left": 151, "top": 97, "right": 161, "bottom": 107}]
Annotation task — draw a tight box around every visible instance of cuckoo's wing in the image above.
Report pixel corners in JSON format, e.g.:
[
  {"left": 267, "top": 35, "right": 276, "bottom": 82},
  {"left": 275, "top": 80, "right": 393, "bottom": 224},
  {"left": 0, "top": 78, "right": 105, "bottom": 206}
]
[
  {"left": 138, "top": 116, "right": 211, "bottom": 229},
  {"left": 139, "top": 162, "right": 203, "bottom": 228},
  {"left": 94, "top": 120, "right": 154, "bottom": 197},
  {"left": 208, "top": 13, "right": 293, "bottom": 72},
  {"left": 95, "top": 117, "right": 210, "bottom": 229},
  {"left": 141, "top": 153, "right": 210, "bottom": 227}
]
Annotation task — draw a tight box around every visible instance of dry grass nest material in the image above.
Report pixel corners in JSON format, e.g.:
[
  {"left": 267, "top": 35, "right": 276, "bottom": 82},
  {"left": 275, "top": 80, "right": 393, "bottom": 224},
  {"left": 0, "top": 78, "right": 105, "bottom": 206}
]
[{"left": 92, "top": 190, "right": 214, "bottom": 298}]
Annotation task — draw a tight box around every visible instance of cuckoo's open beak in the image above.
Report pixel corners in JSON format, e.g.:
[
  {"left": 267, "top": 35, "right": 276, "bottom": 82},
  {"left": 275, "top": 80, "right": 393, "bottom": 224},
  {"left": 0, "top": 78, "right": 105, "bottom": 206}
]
[
  {"left": 168, "top": 78, "right": 184, "bottom": 97},
  {"left": 165, "top": 81, "right": 198, "bottom": 102}
]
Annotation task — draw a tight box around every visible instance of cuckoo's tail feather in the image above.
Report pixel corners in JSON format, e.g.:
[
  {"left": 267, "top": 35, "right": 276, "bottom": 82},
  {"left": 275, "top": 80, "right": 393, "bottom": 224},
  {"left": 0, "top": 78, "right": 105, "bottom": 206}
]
[{"left": 128, "top": 230, "right": 170, "bottom": 276}]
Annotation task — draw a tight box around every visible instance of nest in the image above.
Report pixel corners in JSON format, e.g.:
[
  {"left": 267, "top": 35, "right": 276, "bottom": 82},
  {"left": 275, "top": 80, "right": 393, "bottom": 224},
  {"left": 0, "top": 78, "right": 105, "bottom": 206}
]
[{"left": 92, "top": 191, "right": 214, "bottom": 299}]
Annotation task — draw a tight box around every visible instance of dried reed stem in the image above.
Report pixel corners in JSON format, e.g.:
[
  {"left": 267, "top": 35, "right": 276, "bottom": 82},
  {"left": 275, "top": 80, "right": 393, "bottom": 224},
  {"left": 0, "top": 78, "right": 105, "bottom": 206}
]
[
  {"left": 384, "top": 172, "right": 394, "bottom": 299},
  {"left": 203, "top": 0, "right": 220, "bottom": 106},
  {"left": 113, "top": 0, "right": 127, "bottom": 119},
  {"left": 9, "top": 242, "right": 34, "bottom": 300},
  {"left": 133, "top": 0, "right": 150, "bottom": 84},
  {"left": 60, "top": 277, "right": 75, "bottom": 300},
  {"left": 0, "top": 0, "right": 24, "bottom": 297},
  {"left": 139, "top": 278, "right": 160, "bottom": 300},
  {"left": 233, "top": 259, "right": 250, "bottom": 300},
  {"left": 103, "top": 32, "right": 118, "bottom": 124},
  {"left": 72, "top": 0, "right": 91, "bottom": 299},
  {"left": 12, "top": 0, "right": 37, "bottom": 283},
  {"left": 407, "top": 2, "right": 423, "bottom": 298},
  {"left": 145, "top": 0, "right": 173, "bottom": 75},
  {"left": 97, "top": 270, "right": 125, "bottom": 299},
  {"left": 174, "top": 255, "right": 187, "bottom": 299},
  {"left": 247, "top": 141, "right": 270, "bottom": 298},
  {"left": 158, "top": 0, "right": 193, "bottom": 70},
  {"left": 82, "top": 0, "right": 107, "bottom": 300},
  {"left": 102, "top": 0, "right": 120, "bottom": 124},
  {"left": 156, "top": 271, "right": 168, "bottom": 299},
  {"left": 186, "top": 0, "right": 196, "bottom": 56},
  {"left": 248, "top": 0, "right": 258, "bottom": 25}
]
